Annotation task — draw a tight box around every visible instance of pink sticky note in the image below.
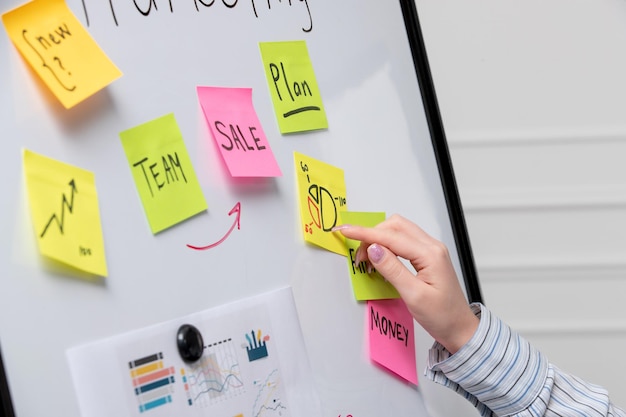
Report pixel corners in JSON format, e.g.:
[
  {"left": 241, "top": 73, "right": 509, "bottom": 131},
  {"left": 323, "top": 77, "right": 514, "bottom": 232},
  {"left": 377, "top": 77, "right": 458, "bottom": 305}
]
[
  {"left": 197, "top": 86, "right": 282, "bottom": 177},
  {"left": 367, "top": 299, "right": 418, "bottom": 385}
]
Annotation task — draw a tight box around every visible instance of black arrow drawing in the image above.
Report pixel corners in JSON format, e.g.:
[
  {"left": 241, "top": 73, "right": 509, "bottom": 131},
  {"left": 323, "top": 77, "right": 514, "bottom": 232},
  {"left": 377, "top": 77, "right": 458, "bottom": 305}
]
[{"left": 40, "top": 179, "right": 78, "bottom": 238}]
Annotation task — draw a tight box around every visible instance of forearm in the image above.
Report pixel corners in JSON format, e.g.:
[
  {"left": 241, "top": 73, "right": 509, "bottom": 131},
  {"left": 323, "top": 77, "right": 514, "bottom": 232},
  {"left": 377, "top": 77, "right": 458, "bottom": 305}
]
[{"left": 425, "top": 304, "right": 625, "bottom": 417}]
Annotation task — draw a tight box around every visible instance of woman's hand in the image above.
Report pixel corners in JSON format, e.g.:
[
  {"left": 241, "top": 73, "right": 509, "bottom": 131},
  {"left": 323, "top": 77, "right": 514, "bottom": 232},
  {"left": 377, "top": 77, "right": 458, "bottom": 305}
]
[{"left": 333, "top": 214, "right": 478, "bottom": 354}]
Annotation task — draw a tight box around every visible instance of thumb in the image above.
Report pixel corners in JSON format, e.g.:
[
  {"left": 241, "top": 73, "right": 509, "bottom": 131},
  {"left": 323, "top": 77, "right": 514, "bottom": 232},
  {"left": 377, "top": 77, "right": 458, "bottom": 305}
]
[{"left": 367, "top": 243, "right": 421, "bottom": 296}]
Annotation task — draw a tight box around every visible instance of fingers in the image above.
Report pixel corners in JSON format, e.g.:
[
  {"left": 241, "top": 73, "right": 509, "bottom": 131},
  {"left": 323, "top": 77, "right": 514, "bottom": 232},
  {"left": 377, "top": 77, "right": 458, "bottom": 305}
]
[
  {"left": 337, "top": 214, "right": 429, "bottom": 248},
  {"left": 332, "top": 215, "right": 479, "bottom": 353},
  {"left": 333, "top": 214, "right": 437, "bottom": 271},
  {"left": 364, "top": 243, "right": 424, "bottom": 297}
]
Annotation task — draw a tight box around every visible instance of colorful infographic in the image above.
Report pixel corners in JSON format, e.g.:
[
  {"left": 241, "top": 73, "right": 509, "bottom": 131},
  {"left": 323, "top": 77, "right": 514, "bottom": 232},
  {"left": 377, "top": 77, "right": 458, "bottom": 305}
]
[
  {"left": 294, "top": 151, "right": 347, "bottom": 255},
  {"left": 23, "top": 149, "right": 108, "bottom": 277},
  {"left": 259, "top": 40, "right": 328, "bottom": 134},
  {"left": 66, "top": 289, "right": 315, "bottom": 417},
  {"left": 180, "top": 337, "right": 245, "bottom": 407},
  {"left": 119, "top": 113, "right": 208, "bottom": 234},
  {"left": 128, "top": 352, "right": 176, "bottom": 413},
  {"left": 244, "top": 329, "right": 269, "bottom": 362},
  {"left": 2, "top": 0, "right": 121, "bottom": 108},
  {"left": 121, "top": 316, "right": 286, "bottom": 416}
]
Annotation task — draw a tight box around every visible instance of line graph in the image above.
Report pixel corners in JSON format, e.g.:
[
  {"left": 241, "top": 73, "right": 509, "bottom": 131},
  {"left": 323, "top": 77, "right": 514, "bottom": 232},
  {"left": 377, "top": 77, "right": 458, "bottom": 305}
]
[
  {"left": 183, "top": 338, "right": 245, "bottom": 407},
  {"left": 252, "top": 369, "right": 287, "bottom": 417},
  {"left": 40, "top": 179, "right": 77, "bottom": 238}
]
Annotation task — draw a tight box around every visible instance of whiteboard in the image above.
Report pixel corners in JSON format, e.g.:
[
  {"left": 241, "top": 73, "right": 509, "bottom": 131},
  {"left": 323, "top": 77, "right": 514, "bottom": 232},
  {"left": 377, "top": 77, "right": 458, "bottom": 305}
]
[{"left": 0, "top": 1, "right": 481, "bottom": 416}]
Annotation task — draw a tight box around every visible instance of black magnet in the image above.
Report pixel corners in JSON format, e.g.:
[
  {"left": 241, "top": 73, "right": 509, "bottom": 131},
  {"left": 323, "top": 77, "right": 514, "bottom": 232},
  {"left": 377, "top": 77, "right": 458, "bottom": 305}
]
[{"left": 176, "top": 324, "right": 204, "bottom": 362}]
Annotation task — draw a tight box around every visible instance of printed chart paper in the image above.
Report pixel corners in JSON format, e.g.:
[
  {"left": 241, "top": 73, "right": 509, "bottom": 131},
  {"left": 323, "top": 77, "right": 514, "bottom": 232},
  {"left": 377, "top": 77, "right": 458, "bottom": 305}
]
[
  {"left": 67, "top": 287, "right": 321, "bottom": 417},
  {"left": 2, "top": 0, "right": 122, "bottom": 108},
  {"left": 197, "top": 86, "right": 282, "bottom": 177},
  {"left": 23, "top": 149, "right": 108, "bottom": 277},
  {"left": 259, "top": 40, "right": 327, "bottom": 134},
  {"left": 119, "top": 113, "right": 208, "bottom": 234}
]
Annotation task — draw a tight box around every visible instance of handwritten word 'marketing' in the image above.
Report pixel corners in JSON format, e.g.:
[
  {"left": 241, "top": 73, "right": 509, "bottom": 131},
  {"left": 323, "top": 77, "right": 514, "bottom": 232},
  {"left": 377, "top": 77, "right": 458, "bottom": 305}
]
[{"left": 81, "top": 0, "right": 313, "bottom": 32}]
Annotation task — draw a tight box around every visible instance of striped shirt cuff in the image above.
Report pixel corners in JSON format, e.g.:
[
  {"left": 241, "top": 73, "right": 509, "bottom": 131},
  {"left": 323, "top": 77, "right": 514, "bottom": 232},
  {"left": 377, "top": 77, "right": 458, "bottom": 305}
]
[{"left": 425, "top": 303, "right": 548, "bottom": 416}]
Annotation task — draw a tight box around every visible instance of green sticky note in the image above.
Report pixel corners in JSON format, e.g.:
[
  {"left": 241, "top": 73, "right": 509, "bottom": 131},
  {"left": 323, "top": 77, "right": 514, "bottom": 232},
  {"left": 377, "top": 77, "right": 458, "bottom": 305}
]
[
  {"left": 340, "top": 211, "right": 400, "bottom": 301},
  {"left": 259, "top": 40, "right": 328, "bottom": 134},
  {"left": 120, "top": 113, "right": 208, "bottom": 234}
]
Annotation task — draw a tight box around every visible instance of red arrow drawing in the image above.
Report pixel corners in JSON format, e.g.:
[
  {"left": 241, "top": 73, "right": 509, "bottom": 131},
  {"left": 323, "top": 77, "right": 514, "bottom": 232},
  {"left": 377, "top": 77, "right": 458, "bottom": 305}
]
[{"left": 187, "top": 202, "right": 241, "bottom": 250}]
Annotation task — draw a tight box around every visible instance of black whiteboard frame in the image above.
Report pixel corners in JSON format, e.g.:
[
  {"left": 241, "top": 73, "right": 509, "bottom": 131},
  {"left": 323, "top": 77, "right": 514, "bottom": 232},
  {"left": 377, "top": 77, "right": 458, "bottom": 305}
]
[
  {"left": 400, "top": 0, "right": 483, "bottom": 304},
  {"left": 0, "top": 2, "right": 482, "bottom": 415},
  {"left": 0, "top": 348, "right": 13, "bottom": 417}
]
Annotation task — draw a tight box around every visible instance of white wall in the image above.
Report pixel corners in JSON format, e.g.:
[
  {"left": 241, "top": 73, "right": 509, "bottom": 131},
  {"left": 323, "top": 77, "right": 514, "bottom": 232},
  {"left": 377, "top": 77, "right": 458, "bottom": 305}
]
[{"left": 416, "top": 0, "right": 626, "bottom": 413}]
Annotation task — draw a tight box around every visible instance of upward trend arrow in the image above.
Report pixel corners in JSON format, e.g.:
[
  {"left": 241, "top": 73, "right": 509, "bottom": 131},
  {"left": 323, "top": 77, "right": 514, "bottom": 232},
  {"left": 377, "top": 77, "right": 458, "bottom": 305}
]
[
  {"left": 187, "top": 202, "right": 241, "bottom": 250},
  {"left": 40, "top": 179, "right": 77, "bottom": 238}
]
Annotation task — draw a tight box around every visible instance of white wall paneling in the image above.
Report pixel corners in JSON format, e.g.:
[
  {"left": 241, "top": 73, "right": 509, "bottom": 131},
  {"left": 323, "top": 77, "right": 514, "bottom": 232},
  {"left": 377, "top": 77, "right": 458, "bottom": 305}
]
[{"left": 416, "top": 0, "right": 626, "bottom": 411}]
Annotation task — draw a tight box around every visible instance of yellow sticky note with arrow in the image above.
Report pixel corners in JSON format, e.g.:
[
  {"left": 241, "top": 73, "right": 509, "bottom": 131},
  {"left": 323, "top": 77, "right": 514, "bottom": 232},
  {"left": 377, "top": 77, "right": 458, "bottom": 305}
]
[
  {"left": 23, "top": 149, "right": 108, "bottom": 277},
  {"left": 2, "top": 0, "right": 122, "bottom": 108}
]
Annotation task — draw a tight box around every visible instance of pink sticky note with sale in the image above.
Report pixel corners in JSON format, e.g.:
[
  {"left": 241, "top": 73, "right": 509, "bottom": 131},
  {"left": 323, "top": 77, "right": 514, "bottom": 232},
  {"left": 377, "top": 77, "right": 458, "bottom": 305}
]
[
  {"left": 367, "top": 299, "right": 418, "bottom": 385},
  {"left": 197, "top": 86, "right": 282, "bottom": 177}
]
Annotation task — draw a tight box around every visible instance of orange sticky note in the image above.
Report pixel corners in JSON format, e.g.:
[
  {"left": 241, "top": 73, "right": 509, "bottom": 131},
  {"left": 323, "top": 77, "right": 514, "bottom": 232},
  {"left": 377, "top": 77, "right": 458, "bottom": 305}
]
[{"left": 2, "top": 0, "right": 122, "bottom": 108}]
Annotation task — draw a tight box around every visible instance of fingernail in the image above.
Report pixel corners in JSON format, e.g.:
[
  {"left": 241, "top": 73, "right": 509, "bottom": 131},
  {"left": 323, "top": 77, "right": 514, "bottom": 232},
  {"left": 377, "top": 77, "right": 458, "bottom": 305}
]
[
  {"left": 331, "top": 224, "right": 352, "bottom": 232},
  {"left": 354, "top": 246, "right": 364, "bottom": 264},
  {"left": 367, "top": 244, "right": 384, "bottom": 263}
]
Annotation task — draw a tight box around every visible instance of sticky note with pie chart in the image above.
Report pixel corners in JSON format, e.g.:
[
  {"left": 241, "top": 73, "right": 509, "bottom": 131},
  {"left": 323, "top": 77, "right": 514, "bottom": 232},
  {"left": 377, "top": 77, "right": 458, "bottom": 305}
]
[{"left": 294, "top": 151, "right": 347, "bottom": 255}]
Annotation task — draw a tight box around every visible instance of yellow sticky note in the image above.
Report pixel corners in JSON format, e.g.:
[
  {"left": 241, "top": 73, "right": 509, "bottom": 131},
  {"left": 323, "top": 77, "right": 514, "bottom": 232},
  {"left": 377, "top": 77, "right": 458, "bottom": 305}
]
[
  {"left": 259, "top": 40, "right": 327, "bottom": 134},
  {"left": 23, "top": 149, "right": 108, "bottom": 277},
  {"left": 340, "top": 211, "right": 400, "bottom": 301},
  {"left": 120, "top": 113, "right": 208, "bottom": 234},
  {"left": 2, "top": 0, "right": 122, "bottom": 109},
  {"left": 294, "top": 152, "right": 346, "bottom": 255}
]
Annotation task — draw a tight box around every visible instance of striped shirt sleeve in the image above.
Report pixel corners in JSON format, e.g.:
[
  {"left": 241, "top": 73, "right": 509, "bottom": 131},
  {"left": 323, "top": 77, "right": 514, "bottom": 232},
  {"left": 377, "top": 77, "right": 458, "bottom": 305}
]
[{"left": 424, "top": 303, "right": 625, "bottom": 417}]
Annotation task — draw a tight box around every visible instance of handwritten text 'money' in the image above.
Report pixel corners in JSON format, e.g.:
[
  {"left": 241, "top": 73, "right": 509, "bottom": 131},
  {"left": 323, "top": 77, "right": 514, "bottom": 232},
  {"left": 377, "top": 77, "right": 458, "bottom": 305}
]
[{"left": 370, "top": 305, "right": 409, "bottom": 347}]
